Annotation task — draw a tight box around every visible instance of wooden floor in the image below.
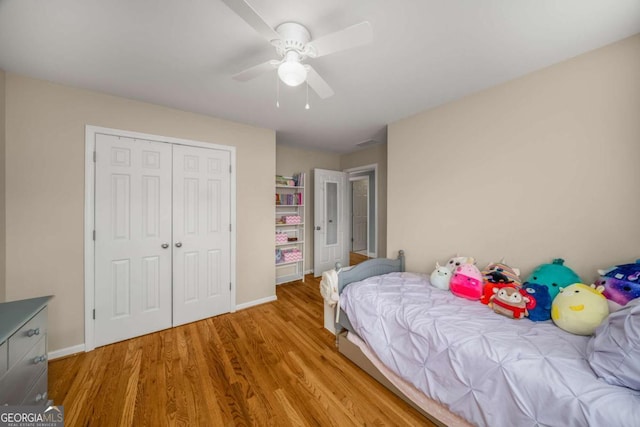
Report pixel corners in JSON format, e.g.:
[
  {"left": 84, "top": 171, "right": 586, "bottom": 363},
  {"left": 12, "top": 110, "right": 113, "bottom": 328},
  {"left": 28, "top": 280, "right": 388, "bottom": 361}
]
[
  {"left": 349, "top": 252, "right": 370, "bottom": 266},
  {"left": 49, "top": 275, "right": 433, "bottom": 426}
]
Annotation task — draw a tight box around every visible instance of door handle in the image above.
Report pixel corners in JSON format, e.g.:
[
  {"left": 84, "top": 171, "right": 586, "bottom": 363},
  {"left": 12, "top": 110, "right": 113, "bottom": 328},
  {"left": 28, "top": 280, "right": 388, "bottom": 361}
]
[
  {"left": 175, "top": 242, "right": 182, "bottom": 248},
  {"left": 161, "top": 243, "right": 169, "bottom": 249}
]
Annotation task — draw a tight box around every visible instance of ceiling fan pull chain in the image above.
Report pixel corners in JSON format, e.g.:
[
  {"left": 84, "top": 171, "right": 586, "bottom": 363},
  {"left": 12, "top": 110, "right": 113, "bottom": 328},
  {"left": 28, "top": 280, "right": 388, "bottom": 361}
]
[
  {"left": 305, "top": 81, "right": 310, "bottom": 110},
  {"left": 276, "top": 73, "right": 280, "bottom": 108}
]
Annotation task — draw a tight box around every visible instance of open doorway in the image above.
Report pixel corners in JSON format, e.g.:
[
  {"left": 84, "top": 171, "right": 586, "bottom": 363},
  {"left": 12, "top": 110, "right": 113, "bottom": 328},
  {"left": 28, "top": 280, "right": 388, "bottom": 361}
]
[{"left": 346, "top": 164, "right": 377, "bottom": 264}]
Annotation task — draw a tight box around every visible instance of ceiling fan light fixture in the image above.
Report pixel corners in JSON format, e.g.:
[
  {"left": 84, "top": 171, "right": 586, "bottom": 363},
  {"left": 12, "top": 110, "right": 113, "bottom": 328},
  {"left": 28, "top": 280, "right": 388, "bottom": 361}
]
[{"left": 278, "top": 60, "right": 307, "bottom": 87}]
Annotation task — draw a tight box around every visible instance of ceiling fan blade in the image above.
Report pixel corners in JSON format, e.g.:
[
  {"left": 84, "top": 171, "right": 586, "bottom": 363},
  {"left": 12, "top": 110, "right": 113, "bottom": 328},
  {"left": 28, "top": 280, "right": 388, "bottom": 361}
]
[
  {"left": 308, "top": 21, "right": 373, "bottom": 58},
  {"left": 232, "top": 60, "right": 276, "bottom": 81},
  {"left": 306, "top": 66, "right": 334, "bottom": 99},
  {"left": 221, "top": 0, "right": 280, "bottom": 41}
]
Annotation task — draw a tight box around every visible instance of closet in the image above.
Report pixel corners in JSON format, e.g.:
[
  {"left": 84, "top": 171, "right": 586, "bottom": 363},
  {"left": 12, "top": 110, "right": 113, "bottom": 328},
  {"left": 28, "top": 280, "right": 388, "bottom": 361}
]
[{"left": 92, "top": 133, "right": 232, "bottom": 347}]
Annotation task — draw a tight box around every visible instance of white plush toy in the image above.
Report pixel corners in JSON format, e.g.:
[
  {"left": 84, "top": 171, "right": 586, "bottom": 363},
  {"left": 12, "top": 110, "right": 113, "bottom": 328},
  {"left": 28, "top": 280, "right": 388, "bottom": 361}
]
[
  {"left": 445, "top": 255, "right": 476, "bottom": 272},
  {"left": 430, "top": 262, "right": 452, "bottom": 290}
]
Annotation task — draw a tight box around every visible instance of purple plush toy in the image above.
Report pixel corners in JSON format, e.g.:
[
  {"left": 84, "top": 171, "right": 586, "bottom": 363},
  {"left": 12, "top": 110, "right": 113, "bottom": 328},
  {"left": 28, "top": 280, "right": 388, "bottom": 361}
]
[{"left": 597, "top": 260, "right": 640, "bottom": 312}]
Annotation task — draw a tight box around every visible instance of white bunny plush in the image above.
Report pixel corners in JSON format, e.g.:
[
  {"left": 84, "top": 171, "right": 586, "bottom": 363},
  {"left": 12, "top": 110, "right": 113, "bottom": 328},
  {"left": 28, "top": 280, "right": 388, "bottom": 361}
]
[{"left": 430, "top": 262, "right": 452, "bottom": 290}]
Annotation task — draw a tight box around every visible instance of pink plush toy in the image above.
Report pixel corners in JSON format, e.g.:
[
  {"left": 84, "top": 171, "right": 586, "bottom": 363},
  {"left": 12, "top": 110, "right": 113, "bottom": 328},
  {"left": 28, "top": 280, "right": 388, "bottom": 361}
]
[{"left": 450, "top": 263, "right": 483, "bottom": 300}]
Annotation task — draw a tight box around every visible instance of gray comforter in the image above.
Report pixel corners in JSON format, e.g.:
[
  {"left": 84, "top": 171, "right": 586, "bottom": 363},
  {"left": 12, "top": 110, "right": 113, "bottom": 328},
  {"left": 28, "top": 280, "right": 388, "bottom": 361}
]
[{"left": 341, "top": 272, "right": 640, "bottom": 427}]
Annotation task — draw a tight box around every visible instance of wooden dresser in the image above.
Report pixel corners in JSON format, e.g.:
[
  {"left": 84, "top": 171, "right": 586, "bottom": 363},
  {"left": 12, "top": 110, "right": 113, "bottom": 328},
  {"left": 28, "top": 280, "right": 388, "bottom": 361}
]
[{"left": 0, "top": 296, "right": 53, "bottom": 405}]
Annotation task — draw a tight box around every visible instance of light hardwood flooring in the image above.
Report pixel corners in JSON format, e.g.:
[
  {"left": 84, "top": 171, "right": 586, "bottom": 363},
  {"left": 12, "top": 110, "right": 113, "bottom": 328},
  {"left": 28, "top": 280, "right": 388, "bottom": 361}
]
[
  {"left": 349, "top": 252, "right": 370, "bottom": 266},
  {"left": 49, "top": 275, "right": 433, "bottom": 426}
]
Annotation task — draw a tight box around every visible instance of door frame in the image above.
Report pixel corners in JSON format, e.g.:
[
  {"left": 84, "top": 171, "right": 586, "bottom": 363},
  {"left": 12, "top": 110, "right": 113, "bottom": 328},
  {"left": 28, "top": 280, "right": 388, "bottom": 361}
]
[
  {"left": 349, "top": 175, "right": 369, "bottom": 254},
  {"left": 84, "top": 125, "right": 237, "bottom": 351},
  {"left": 345, "top": 163, "right": 378, "bottom": 258}
]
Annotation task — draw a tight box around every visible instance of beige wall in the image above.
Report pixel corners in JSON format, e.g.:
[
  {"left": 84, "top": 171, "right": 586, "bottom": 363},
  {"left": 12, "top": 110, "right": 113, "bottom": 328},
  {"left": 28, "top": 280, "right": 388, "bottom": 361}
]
[
  {"left": 388, "top": 34, "right": 640, "bottom": 282},
  {"left": 0, "top": 69, "right": 5, "bottom": 302},
  {"left": 275, "top": 144, "right": 341, "bottom": 271},
  {"left": 341, "top": 143, "right": 388, "bottom": 258},
  {"left": 4, "top": 74, "right": 275, "bottom": 352}
]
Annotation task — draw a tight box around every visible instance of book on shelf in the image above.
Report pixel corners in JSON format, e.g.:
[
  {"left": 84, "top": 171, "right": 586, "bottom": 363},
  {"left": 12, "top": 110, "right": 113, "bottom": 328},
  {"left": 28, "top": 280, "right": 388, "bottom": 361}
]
[
  {"left": 275, "top": 175, "right": 295, "bottom": 186},
  {"left": 275, "top": 172, "right": 305, "bottom": 187},
  {"left": 275, "top": 192, "right": 303, "bottom": 206}
]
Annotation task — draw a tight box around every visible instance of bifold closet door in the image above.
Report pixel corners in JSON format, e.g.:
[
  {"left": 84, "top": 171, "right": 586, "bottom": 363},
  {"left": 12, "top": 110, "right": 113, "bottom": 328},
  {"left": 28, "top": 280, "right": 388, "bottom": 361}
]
[
  {"left": 94, "top": 134, "right": 173, "bottom": 347},
  {"left": 172, "top": 144, "right": 231, "bottom": 327}
]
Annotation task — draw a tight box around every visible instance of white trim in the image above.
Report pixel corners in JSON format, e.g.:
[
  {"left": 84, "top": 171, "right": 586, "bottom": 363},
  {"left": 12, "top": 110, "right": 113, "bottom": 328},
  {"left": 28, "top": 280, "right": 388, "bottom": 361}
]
[
  {"left": 235, "top": 295, "right": 277, "bottom": 311},
  {"left": 84, "top": 126, "right": 96, "bottom": 352},
  {"left": 84, "top": 125, "right": 237, "bottom": 351},
  {"left": 349, "top": 176, "right": 370, "bottom": 254},
  {"left": 48, "top": 344, "right": 86, "bottom": 360},
  {"left": 344, "top": 164, "right": 378, "bottom": 258}
]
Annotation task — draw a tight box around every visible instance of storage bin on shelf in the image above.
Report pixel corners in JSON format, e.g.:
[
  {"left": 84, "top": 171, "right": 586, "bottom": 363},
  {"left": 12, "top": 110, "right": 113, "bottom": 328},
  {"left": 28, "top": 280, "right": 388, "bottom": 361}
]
[
  {"left": 281, "top": 215, "right": 301, "bottom": 224},
  {"left": 276, "top": 248, "right": 302, "bottom": 264},
  {"left": 276, "top": 232, "right": 288, "bottom": 244},
  {"left": 283, "top": 249, "right": 302, "bottom": 263}
]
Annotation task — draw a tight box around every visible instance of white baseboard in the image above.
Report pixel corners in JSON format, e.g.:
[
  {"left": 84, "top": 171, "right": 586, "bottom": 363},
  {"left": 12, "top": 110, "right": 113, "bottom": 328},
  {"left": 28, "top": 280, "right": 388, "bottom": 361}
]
[
  {"left": 48, "top": 343, "right": 85, "bottom": 360},
  {"left": 304, "top": 269, "right": 313, "bottom": 275},
  {"left": 235, "top": 295, "right": 277, "bottom": 311}
]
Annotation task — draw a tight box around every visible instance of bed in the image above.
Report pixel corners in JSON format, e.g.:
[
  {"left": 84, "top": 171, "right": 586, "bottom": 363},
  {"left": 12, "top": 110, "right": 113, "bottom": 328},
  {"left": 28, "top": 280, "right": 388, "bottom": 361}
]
[{"left": 334, "top": 251, "right": 640, "bottom": 427}]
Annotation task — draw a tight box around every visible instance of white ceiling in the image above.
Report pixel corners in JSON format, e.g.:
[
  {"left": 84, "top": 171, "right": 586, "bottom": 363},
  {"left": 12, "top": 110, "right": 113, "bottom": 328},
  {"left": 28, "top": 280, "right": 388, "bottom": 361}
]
[{"left": 1, "top": 0, "right": 639, "bottom": 153}]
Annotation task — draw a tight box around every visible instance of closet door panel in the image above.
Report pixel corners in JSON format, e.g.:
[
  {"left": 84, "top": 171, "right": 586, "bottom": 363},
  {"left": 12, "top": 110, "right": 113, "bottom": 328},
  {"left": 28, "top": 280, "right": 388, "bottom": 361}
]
[
  {"left": 94, "top": 135, "right": 173, "bottom": 347},
  {"left": 172, "top": 144, "right": 231, "bottom": 326}
]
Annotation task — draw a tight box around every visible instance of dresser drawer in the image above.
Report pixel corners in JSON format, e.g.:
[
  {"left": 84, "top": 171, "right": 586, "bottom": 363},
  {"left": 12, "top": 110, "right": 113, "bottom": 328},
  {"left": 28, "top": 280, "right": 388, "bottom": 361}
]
[
  {"left": 8, "top": 307, "right": 47, "bottom": 367},
  {"left": 0, "top": 341, "right": 7, "bottom": 378},
  {"left": 22, "top": 370, "right": 49, "bottom": 405},
  {"left": 0, "top": 335, "right": 47, "bottom": 405}
]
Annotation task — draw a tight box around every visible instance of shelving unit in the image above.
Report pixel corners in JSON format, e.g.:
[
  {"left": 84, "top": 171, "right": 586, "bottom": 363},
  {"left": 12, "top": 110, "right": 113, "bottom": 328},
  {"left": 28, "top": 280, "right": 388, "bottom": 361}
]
[{"left": 275, "top": 173, "right": 305, "bottom": 285}]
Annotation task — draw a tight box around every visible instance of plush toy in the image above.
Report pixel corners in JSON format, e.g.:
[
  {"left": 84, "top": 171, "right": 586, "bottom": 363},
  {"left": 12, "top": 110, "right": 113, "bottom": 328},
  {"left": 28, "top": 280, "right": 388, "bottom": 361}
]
[
  {"left": 525, "top": 258, "right": 581, "bottom": 300},
  {"left": 430, "top": 262, "right": 452, "bottom": 290},
  {"left": 479, "top": 261, "right": 522, "bottom": 304},
  {"left": 489, "top": 286, "right": 530, "bottom": 319},
  {"left": 521, "top": 283, "right": 552, "bottom": 321},
  {"left": 551, "top": 283, "right": 609, "bottom": 335},
  {"left": 596, "top": 260, "right": 640, "bottom": 312},
  {"left": 450, "top": 263, "right": 483, "bottom": 300},
  {"left": 481, "top": 282, "right": 510, "bottom": 305},
  {"left": 445, "top": 255, "right": 476, "bottom": 272},
  {"left": 481, "top": 261, "right": 522, "bottom": 286}
]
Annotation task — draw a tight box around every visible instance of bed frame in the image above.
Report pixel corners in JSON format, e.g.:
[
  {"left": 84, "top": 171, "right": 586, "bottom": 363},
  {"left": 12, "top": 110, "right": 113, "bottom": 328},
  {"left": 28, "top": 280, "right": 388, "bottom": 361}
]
[{"left": 334, "top": 251, "right": 468, "bottom": 427}]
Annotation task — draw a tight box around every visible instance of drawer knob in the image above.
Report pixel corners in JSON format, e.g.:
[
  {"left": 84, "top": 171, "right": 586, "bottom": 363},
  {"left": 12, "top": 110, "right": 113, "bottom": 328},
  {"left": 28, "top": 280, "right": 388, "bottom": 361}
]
[
  {"left": 27, "top": 327, "right": 40, "bottom": 337},
  {"left": 35, "top": 392, "right": 47, "bottom": 403},
  {"left": 34, "top": 354, "right": 48, "bottom": 364}
]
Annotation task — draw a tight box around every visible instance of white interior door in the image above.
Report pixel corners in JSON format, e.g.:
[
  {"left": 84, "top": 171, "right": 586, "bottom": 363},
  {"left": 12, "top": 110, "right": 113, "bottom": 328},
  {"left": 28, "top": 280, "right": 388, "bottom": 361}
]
[
  {"left": 94, "top": 134, "right": 173, "bottom": 346},
  {"left": 351, "top": 179, "right": 368, "bottom": 253},
  {"left": 172, "top": 144, "right": 231, "bottom": 327},
  {"left": 314, "top": 168, "right": 348, "bottom": 276}
]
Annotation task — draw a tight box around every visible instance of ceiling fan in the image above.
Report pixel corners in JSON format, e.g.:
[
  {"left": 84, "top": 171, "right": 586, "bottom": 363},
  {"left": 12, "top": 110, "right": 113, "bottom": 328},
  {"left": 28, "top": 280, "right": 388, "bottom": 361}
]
[{"left": 221, "top": 0, "right": 373, "bottom": 99}]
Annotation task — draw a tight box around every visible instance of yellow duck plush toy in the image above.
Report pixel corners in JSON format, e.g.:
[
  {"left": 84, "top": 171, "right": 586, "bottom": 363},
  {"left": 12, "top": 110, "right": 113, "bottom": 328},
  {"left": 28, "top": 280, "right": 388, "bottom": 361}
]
[{"left": 552, "top": 283, "right": 609, "bottom": 335}]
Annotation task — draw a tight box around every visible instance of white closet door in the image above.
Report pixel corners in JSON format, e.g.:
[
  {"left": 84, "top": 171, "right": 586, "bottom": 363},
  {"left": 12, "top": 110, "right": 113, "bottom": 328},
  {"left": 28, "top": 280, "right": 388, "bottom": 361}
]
[
  {"left": 94, "top": 134, "right": 173, "bottom": 347},
  {"left": 172, "top": 144, "right": 231, "bottom": 326}
]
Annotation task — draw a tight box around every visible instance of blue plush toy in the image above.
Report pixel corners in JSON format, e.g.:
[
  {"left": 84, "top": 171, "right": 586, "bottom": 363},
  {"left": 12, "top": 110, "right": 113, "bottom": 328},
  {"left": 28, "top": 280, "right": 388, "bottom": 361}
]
[{"left": 522, "top": 283, "right": 553, "bottom": 321}]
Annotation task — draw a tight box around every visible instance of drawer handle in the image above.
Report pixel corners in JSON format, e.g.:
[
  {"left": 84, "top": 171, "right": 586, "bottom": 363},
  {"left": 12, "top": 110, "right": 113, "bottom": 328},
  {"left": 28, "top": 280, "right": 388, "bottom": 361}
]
[
  {"left": 33, "top": 354, "right": 48, "bottom": 364},
  {"left": 27, "top": 327, "right": 40, "bottom": 337},
  {"left": 35, "top": 392, "right": 47, "bottom": 403}
]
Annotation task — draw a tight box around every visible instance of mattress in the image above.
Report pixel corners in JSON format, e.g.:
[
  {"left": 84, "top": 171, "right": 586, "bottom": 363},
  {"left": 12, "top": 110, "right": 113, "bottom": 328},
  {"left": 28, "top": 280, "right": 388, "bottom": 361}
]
[{"left": 340, "top": 272, "right": 640, "bottom": 427}]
